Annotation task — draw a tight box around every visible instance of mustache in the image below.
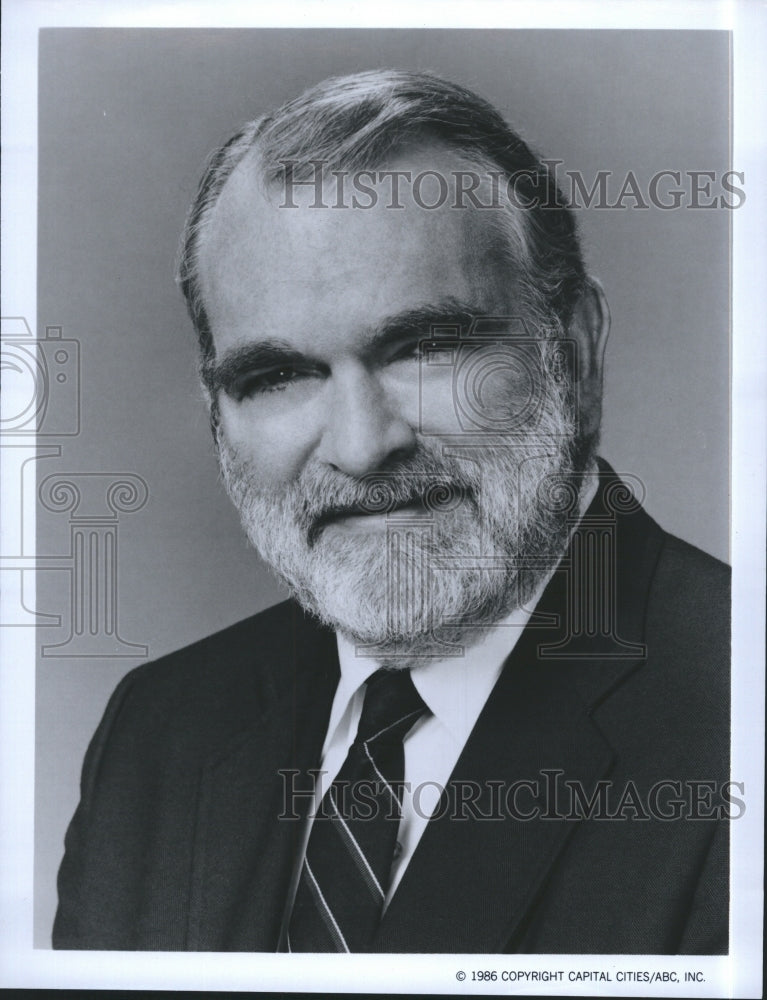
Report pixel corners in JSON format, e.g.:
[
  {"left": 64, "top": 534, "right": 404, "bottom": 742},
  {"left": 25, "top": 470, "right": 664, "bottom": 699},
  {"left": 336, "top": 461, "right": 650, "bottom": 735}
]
[{"left": 287, "top": 459, "right": 479, "bottom": 547}]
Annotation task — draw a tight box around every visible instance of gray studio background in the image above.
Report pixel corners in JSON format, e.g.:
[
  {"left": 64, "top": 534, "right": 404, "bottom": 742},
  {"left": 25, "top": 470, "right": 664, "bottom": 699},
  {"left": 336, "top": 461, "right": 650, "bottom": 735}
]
[{"left": 35, "top": 29, "right": 730, "bottom": 945}]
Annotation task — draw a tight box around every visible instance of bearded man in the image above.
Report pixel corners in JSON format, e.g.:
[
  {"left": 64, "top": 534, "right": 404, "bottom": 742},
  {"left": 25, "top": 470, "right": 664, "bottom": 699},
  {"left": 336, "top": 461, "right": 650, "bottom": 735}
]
[{"left": 53, "top": 70, "right": 730, "bottom": 954}]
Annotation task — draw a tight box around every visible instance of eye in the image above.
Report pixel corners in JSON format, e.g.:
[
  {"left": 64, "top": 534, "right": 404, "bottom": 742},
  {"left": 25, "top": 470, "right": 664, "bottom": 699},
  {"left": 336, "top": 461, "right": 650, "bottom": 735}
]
[
  {"left": 233, "top": 366, "right": 308, "bottom": 399},
  {"left": 388, "top": 337, "right": 429, "bottom": 364}
]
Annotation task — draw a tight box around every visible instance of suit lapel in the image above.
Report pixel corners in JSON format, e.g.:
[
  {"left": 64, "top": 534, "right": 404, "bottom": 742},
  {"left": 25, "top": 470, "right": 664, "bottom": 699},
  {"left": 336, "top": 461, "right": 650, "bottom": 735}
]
[
  {"left": 187, "top": 606, "right": 339, "bottom": 951},
  {"left": 373, "top": 618, "right": 617, "bottom": 952},
  {"left": 375, "top": 466, "right": 664, "bottom": 953}
]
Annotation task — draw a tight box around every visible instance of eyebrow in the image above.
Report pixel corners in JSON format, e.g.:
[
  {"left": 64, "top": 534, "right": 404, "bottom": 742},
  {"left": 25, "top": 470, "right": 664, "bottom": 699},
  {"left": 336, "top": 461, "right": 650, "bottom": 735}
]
[
  {"left": 201, "top": 341, "right": 309, "bottom": 395},
  {"left": 201, "top": 296, "right": 489, "bottom": 396},
  {"left": 366, "top": 297, "right": 483, "bottom": 346}
]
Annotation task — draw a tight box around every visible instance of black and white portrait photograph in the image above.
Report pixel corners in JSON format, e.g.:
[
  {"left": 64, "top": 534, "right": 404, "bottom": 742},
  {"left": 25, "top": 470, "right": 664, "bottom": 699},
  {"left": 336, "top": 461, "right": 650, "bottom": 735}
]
[{"left": 0, "top": 1, "right": 764, "bottom": 995}]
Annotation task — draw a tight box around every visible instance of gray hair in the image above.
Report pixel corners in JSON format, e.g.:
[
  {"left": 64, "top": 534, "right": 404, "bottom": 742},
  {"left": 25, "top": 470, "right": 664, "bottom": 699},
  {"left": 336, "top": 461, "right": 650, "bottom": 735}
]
[{"left": 176, "top": 69, "right": 588, "bottom": 364}]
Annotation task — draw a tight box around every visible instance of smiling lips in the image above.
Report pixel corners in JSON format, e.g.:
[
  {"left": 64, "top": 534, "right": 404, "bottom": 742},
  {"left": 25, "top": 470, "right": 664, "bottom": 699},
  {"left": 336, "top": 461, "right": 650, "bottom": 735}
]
[{"left": 310, "top": 496, "right": 431, "bottom": 542}]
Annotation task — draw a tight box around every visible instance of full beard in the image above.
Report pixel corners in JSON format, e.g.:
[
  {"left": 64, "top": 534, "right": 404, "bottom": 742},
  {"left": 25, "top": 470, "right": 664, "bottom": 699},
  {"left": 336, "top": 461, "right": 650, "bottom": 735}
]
[{"left": 217, "top": 371, "right": 591, "bottom": 666}]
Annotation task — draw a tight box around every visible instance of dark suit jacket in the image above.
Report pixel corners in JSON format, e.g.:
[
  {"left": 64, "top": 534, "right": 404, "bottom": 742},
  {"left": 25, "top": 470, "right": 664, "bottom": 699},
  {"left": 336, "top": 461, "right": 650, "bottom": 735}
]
[{"left": 53, "top": 466, "right": 730, "bottom": 953}]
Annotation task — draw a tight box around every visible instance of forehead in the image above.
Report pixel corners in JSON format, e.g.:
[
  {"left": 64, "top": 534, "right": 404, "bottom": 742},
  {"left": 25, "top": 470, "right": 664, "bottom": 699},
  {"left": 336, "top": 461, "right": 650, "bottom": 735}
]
[{"left": 198, "top": 145, "right": 513, "bottom": 355}]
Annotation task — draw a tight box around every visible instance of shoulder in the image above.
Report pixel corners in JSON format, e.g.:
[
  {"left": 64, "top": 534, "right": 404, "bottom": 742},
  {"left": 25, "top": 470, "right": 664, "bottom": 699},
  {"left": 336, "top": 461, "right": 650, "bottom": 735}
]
[
  {"left": 640, "top": 529, "right": 730, "bottom": 751},
  {"left": 120, "top": 597, "right": 317, "bottom": 694},
  {"left": 594, "top": 457, "right": 729, "bottom": 649},
  {"left": 647, "top": 531, "right": 730, "bottom": 644},
  {"left": 653, "top": 531, "right": 729, "bottom": 597},
  {"left": 92, "top": 599, "right": 336, "bottom": 767}
]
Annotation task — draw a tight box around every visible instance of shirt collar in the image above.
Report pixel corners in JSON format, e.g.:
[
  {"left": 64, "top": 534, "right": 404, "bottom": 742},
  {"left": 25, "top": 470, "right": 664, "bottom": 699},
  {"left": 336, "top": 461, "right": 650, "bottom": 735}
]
[{"left": 333, "top": 596, "right": 540, "bottom": 746}]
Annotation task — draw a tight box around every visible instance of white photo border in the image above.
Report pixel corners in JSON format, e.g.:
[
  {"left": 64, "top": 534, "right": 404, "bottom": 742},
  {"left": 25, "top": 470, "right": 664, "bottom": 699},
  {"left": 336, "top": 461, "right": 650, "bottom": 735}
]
[{"left": 1, "top": 1, "right": 764, "bottom": 996}]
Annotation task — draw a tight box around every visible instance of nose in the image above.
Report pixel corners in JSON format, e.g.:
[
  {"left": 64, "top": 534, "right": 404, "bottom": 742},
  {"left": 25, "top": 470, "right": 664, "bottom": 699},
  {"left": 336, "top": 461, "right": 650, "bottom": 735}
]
[{"left": 316, "top": 364, "right": 417, "bottom": 477}]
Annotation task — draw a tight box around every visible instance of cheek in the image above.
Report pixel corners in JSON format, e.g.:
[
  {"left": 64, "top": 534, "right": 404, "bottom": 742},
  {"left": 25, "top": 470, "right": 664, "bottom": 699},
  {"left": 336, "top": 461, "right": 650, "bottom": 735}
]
[
  {"left": 408, "top": 367, "right": 464, "bottom": 436},
  {"left": 421, "top": 346, "right": 550, "bottom": 436},
  {"left": 217, "top": 399, "right": 317, "bottom": 487}
]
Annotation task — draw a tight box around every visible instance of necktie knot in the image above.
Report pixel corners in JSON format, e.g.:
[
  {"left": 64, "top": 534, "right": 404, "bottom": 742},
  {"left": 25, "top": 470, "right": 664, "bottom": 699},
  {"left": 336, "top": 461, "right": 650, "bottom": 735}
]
[{"left": 353, "top": 667, "right": 428, "bottom": 747}]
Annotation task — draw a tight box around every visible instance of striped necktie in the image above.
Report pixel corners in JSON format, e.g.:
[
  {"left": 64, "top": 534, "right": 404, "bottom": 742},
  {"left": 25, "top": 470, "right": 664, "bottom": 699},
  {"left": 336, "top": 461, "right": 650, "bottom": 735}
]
[{"left": 287, "top": 667, "right": 428, "bottom": 952}]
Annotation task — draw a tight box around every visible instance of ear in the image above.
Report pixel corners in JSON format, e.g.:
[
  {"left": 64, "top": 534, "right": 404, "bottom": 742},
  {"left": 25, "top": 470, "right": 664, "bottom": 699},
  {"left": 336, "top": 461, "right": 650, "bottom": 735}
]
[
  {"left": 568, "top": 276, "right": 610, "bottom": 383},
  {"left": 199, "top": 378, "right": 213, "bottom": 411},
  {"left": 197, "top": 371, "right": 222, "bottom": 446},
  {"left": 567, "top": 277, "right": 610, "bottom": 440}
]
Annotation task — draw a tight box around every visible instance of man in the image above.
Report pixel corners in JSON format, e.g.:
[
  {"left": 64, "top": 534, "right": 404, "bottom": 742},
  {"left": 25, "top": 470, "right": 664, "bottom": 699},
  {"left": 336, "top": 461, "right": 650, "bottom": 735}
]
[{"left": 53, "top": 70, "right": 730, "bottom": 954}]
